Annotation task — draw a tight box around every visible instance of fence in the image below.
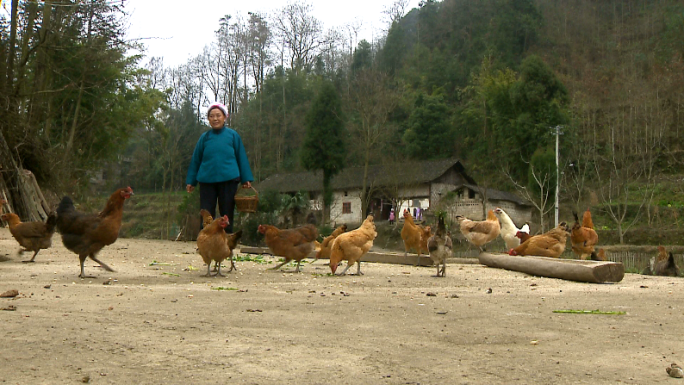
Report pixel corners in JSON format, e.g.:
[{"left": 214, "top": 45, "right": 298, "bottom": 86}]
[
  {"left": 448, "top": 247, "right": 681, "bottom": 275},
  {"left": 603, "top": 250, "right": 684, "bottom": 274}
]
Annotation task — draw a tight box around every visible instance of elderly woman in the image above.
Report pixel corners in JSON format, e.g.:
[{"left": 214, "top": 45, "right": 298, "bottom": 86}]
[{"left": 186, "top": 102, "right": 253, "bottom": 233}]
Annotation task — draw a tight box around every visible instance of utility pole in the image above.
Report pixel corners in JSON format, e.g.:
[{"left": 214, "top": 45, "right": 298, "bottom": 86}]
[{"left": 554, "top": 125, "right": 562, "bottom": 227}]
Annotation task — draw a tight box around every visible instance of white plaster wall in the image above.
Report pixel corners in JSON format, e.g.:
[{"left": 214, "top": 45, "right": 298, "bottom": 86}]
[{"left": 330, "top": 190, "right": 363, "bottom": 224}]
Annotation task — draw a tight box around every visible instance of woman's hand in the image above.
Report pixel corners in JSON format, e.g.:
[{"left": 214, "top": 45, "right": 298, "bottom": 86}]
[
  {"left": 186, "top": 184, "right": 194, "bottom": 193},
  {"left": 242, "top": 181, "right": 252, "bottom": 189}
]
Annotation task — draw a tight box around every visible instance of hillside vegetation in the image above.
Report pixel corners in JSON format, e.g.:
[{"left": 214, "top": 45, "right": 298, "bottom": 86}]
[{"left": 3, "top": 0, "right": 684, "bottom": 243}]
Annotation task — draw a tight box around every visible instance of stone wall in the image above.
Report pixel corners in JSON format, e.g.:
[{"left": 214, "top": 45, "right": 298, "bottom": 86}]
[{"left": 444, "top": 198, "right": 532, "bottom": 227}]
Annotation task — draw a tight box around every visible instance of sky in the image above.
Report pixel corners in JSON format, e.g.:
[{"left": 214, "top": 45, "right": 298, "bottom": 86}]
[{"left": 124, "top": 0, "right": 421, "bottom": 68}]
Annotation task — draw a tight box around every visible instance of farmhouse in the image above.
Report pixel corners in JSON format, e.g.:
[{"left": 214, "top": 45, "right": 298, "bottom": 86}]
[{"left": 256, "top": 158, "right": 533, "bottom": 226}]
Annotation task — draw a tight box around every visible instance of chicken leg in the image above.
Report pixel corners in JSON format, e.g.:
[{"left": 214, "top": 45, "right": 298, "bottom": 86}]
[
  {"left": 227, "top": 257, "right": 237, "bottom": 272},
  {"left": 215, "top": 261, "right": 225, "bottom": 277},
  {"left": 270, "top": 258, "right": 290, "bottom": 271},
  {"left": 78, "top": 254, "right": 94, "bottom": 278},
  {"left": 90, "top": 254, "right": 113, "bottom": 272},
  {"left": 79, "top": 253, "right": 113, "bottom": 278},
  {"left": 202, "top": 263, "right": 213, "bottom": 277},
  {"left": 434, "top": 262, "right": 446, "bottom": 277},
  {"left": 21, "top": 250, "right": 39, "bottom": 263},
  {"left": 338, "top": 261, "right": 363, "bottom": 276}
]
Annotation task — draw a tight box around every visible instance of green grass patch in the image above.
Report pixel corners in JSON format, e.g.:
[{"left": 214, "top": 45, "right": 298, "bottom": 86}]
[
  {"left": 235, "top": 254, "right": 272, "bottom": 264},
  {"left": 212, "top": 287, "right": 238, "bottom": 291},
  {"left": 161, "top": 272, "right": 180, "bottom": 277},
  {"left": 553, "top": 309, "right": 625, "bottom": 315},
  {"left": 311, "top": 273, "right": 334, "bottom": 277},
  {"left": 149, "top": 260, "right": 174, "bottom": 266}
]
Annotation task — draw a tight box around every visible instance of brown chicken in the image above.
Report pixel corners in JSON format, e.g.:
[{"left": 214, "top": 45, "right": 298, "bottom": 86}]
[
  {"left": 508, "top": 222, "right": 571, "bottom": 258},
  {"left": 654, "top": 246, "right": 680, "bottom": 277},
  {"left": 427, "top": 216, "right": 452, "bottom": 277},
  {"left": 515, "top": 230, "right": 532, "bottom": 244},
  {"left": 590, "top": 248, "right": 607, "bottom": 261},
  {"left": 200, "top": 209, "right": 214, "bottom": 227},
  {"left": 455, "top": 210, "right": 500, "bottom": 252},
  {"left": 582, "top": 208, "right": 594, "bottom": 229},
  {"left": 401, "top": 211, "right": 431, "bottom": 258},
  {"left": 56, "top": 187, "right": 134, "bottom": 278},
  {"left": 315, "top": 224, "right": 347, "bottom": 260},
  {"left": 329, "top": 215, "right": 377, "bottom": 275},
  {"left": 1, "top": 212, "right": 57, "bottom": 262},
  {"left": 258, "top": 224, "right": 318, "bottom": 272},
  {"left": 197, "top": 213, "right": 242, "bottom": 277},
  {"left": 571, "top": 210, "right": 599, "bottom": 260}
]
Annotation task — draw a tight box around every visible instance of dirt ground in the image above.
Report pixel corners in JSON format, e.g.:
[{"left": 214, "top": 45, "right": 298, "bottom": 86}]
[{"left": 1, "top": 227, "right": 683, "bottom": 385}]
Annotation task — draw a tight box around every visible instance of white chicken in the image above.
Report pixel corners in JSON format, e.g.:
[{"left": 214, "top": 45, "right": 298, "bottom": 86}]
[{"left": 493, "top": 207, "right": 530, "bottom": 250}]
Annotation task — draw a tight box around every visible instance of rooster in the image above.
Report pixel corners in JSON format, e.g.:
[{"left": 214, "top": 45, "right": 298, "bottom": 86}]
[
  {"left": 455, "top": 210, "right": 500, "bottom": 252},
  {"left": 2, "top": 212, "right": 57, "bottom": 263},
  {"left": 427, "top": 216, "right": 452, "bottom": 277},
  {"left": 258, "top": 224, "right": 318, "bottom": 272},
  {"left": 493, "top": 208, "right": 530, "bottom": 250},
  {"left": 571, "top": 210, "right": 599, "bottom": 260},
  {"left": 508, "top": 222, "right": 571, "bottom": 258},
  {"left": 329, "top": 215, "right": 377, "bottom": 275},
  {"left": 56, "top": 187, "right": 134, "bottom": 278}
]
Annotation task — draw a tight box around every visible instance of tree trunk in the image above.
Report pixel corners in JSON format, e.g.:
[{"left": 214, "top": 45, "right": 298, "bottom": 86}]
[
  {"left": 63, "top": 78, "right": 85, "bottom": 163},
  {"left": 617, "top": 222, "right": 624, "bottom": 244},
  {"left": 5, "top": 0, "right": 19, "bottom": 93},
  {"left": 13, "top": 0, "right": 38, "bottom": 96},
  {"left": 361, "top": 147, "right": 370, "bottom": 217}
]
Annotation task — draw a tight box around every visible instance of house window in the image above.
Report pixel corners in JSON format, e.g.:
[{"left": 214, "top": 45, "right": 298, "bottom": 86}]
[
  {"left": 344, "top": 191, "right": 348, "bottom": 197},
  {"left": 342, "top": 202, "right": 351, "bottom": 214},
  {"left": 468, "top": 189, "right": 475, "bottom": 199}
]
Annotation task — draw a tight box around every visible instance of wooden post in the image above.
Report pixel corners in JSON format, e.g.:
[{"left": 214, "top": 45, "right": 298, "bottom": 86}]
[{"left": 478, "top": 252, "right": 625, "bottom": 283}]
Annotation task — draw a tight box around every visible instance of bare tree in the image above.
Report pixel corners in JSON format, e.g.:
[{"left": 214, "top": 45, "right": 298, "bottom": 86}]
[
  {"left": 346, "top": 68, "right": 400, "bottom": 216},
  {"left": 505, "top": 165, "right": 555, "bottom": 232},
  {"left": 272, "top": 1, "right": 326, "bottom": 75},
  {"left": 382, "top": 0, "right": 410, "bottom": 27}
]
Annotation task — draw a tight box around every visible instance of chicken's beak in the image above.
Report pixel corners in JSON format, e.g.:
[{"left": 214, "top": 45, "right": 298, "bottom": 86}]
[{"left": 330, "top": 263, "right": 337, "bottom": 275}]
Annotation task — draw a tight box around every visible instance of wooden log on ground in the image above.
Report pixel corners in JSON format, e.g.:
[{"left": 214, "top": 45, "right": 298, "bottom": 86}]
[
  {"left": 362, "top": 252, "right": 433, "bottom": 267},
  {"left": 478, "top": 252, "right": 625, "bottom": 283},
  {"left": 239, "top": 246, "right": 434, "bottom": 266}
]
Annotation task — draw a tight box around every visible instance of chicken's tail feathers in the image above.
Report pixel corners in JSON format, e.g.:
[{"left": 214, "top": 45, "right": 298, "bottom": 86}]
[
  {"left": 668, "top": 252, "right": 677, "bottom": 267},
  {"left": 572, "top": 211, "right": 579, "bottom": 224},
  {"left": 303, "top": 224, "right": 319, "bottom": 242},
  {"left": 45, "top": 211, "right": 58, "bottom": 233},
  {"left": 55, "top": 196, "right": 75, "bottom": 230},
  {"left": 226, "top": 229, "right": 243, "bottom": 249}
]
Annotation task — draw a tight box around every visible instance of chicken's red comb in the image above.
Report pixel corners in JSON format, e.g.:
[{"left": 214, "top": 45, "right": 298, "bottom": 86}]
[{"left": 223, "top": 215, "right": 229, "bottom": 223}]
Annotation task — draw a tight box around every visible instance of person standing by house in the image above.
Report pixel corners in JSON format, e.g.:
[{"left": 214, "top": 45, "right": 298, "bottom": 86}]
[
  {"left": 389, "top": 208, "right": 395, "bottom": 225},
  {"left": 186, "top": 102, "right": 253, "bottom": 233}
]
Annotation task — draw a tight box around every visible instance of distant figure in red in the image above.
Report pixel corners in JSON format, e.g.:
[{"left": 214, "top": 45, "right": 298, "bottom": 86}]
[{"left": 389, "top": 209, "right": 395, "bottom": 225}]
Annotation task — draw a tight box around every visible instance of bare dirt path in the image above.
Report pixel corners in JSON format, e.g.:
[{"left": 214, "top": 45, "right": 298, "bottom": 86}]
[{"left": 0, "top": 227, "right": 682, "bottom": 384}]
